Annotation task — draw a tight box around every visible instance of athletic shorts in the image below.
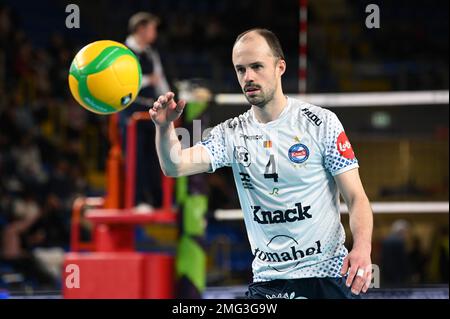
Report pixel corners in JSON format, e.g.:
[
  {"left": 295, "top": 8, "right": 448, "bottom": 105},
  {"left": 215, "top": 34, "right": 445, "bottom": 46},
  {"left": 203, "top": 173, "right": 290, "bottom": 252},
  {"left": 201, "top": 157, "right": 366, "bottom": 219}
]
[{"left": 245, "top": 277, "right": 362, "bottom": 299}]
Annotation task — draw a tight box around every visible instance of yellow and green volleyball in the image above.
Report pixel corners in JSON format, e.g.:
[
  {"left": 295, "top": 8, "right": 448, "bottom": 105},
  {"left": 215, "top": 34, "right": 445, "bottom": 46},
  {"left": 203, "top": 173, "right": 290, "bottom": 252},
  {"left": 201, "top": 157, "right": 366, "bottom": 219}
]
[{"left": 68, "top": 40, "right": 142, "bottom": 114}]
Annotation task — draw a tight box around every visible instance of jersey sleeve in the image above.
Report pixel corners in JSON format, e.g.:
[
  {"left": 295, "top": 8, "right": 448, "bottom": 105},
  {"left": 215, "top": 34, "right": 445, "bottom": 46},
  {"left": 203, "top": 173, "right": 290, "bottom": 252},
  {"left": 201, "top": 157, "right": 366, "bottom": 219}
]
[
  {"left": 323, "top": 112, "right": 359, "bottom": 176},
  {"left": 197, "top": 123, "right": 231, "bottom": 173}
]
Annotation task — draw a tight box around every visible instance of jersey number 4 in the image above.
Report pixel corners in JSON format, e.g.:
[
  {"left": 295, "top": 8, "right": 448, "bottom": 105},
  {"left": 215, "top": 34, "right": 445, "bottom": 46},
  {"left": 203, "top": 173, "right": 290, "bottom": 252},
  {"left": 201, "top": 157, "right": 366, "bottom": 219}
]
[{"left": 264, "top": 154, "right": 278, "bottom": 182}]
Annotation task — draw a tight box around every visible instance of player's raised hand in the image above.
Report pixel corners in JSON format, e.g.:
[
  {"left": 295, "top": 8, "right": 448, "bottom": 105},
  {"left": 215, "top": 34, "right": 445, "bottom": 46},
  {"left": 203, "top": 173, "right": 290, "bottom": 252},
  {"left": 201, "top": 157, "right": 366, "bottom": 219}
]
[{"left": 149, "top": 92, "right": 186, "bottom": 126}]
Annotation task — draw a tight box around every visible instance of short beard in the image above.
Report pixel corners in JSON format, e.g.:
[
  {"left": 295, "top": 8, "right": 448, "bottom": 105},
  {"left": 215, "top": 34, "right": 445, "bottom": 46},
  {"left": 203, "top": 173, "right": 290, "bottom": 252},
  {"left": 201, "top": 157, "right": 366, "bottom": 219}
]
[{"left": 244, "top": 88, "right": 275, "bottom": 108}]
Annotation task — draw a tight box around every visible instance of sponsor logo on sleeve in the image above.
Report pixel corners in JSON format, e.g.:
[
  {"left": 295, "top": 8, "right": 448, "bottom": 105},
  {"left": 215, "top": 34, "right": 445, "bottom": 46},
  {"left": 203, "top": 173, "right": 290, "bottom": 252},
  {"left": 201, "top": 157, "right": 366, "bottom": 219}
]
[{"left": 337, "top": 131, "right": 355, "bottom": 159}]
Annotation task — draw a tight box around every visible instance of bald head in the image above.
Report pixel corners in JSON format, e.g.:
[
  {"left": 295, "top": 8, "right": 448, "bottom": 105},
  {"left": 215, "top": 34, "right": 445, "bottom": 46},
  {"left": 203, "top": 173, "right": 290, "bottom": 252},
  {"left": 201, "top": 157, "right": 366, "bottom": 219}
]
[
  {"left": 232, "top": 32, "right": 274, "bottom": 65},
  {"left": 233, "top": 28, "right": 285, "bottom": 60}
]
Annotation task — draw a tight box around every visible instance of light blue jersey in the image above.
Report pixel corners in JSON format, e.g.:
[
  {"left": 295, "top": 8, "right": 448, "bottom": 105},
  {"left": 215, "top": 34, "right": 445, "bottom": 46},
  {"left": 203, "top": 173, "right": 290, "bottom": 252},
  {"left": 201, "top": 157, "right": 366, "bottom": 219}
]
[{"left": 199, "top": 97, "right": 359, "bottom": 282}]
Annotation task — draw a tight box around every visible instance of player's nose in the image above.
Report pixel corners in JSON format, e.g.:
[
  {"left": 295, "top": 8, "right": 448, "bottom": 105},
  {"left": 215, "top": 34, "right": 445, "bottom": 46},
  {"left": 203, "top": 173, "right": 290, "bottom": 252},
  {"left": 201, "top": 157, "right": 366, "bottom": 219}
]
[{"left": 243, "top": 68, "right": 256, "bottom": 83}]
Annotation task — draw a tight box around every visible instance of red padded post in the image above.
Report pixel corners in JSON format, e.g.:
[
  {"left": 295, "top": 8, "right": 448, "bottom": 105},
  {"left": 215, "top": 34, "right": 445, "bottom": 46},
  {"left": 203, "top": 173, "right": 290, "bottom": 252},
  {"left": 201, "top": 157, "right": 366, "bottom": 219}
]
[
  {"left": 143, "top": 254, "right": 175, "bottom": 298},
  {"left": 63, "top": 252, "right": 143, "bottom": 299},
  {"left": 94, "top": 224, "right": 135, "bottom": 252}
]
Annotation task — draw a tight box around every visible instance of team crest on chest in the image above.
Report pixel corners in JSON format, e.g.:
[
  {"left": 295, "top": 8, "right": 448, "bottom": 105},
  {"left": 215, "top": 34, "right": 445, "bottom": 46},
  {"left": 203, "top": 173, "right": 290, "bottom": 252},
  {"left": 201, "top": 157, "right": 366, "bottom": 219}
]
[{"left": 288, "top": 143, "right": 309, "bottom": 164}]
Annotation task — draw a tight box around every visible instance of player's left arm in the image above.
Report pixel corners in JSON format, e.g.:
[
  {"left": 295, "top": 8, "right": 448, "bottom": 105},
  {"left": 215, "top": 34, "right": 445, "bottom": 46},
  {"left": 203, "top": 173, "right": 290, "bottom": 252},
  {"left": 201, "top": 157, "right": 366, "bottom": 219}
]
[{"left": 334, "top": 168, "right": 373, "bottom": 295}]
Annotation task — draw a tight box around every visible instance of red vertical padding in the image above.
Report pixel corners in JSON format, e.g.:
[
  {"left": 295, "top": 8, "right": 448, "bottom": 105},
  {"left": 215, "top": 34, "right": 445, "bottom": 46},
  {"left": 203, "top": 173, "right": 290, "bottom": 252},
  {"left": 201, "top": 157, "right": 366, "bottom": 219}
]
[
  {"left": 63, "top": 253, "right": 175, "bottom": 298},
  {"left": 125, "top": 115, "right": 137, "bottom": 209},
  {"left": 94, "top": 224, "right": 135, "bottom": 252},
  {"left": 63, "top": 252, "right": 143, "bottom": 299},
  {"left": 142, "top": 253, "right": 175, "bottom": 298},
  {"left": 104, "top": 113, "right": 124, "bottom": 209},
  {"left": 162, "top": 174, "right": 174, "bottom": 210}
]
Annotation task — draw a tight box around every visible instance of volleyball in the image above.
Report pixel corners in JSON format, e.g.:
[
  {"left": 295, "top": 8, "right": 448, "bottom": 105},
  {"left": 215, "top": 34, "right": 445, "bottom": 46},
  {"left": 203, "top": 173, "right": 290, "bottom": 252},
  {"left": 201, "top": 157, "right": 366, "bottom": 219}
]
[{"left": 68, "top": 40, "right": 142, "bottom": 114}]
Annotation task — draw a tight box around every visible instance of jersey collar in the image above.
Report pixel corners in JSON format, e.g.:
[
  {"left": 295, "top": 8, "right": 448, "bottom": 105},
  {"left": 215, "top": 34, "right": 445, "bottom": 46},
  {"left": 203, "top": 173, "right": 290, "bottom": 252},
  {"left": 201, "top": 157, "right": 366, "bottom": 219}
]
[{"left": 251, "top": 96, "right": 292, "bottom": 127}]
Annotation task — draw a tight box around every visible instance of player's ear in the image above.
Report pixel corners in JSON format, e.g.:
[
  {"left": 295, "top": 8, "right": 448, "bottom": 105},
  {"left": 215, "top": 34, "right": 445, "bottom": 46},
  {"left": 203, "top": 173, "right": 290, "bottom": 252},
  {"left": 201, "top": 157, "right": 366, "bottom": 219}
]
[{"left": 277, "top": 59, "right": 286, "bottom": 76}]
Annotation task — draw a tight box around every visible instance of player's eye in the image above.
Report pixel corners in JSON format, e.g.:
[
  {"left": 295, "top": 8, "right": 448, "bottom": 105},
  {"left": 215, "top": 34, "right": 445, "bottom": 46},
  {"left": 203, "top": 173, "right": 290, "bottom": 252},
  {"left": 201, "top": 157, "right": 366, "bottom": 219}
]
[
  {"left": 252, "top": 64, "right": 263, "bottom": 70},
  {"left": 236, "top": 67, "right": 245, "bottom": 74}
]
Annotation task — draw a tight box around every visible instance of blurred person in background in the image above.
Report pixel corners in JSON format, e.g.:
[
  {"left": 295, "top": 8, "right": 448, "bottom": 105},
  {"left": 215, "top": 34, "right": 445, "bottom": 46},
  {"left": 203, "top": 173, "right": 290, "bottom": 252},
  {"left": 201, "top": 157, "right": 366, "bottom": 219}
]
[
  {"left": 125, "top": 12, "right": 170, "bottom": 100},
  {"left": 380, "top": 219, "right": 411, "bottom": 286},
  {"left": 0, "top": 4, "right": 89, "bottom": 290},
  {"left": 408, "top": 235, "right": 428, "bottom": 285},
  {"left": 119, "top": 12, "right": 171, "bottom": 208},
  {"left": 0, "top": 189, "right": 57, "bottom": 288},
  {"left": 429, "top": 226, "right": 449, "bottom": 284},
  {"left": 11, "top": 133, "right": 47, "bottom": 194}
]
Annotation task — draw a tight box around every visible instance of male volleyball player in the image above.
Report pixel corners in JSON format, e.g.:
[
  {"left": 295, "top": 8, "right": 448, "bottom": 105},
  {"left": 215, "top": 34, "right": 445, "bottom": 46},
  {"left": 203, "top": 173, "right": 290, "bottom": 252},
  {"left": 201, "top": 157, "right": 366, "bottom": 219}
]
[{"left": 149, "top": 28, "right": 373, "bottom": 299}]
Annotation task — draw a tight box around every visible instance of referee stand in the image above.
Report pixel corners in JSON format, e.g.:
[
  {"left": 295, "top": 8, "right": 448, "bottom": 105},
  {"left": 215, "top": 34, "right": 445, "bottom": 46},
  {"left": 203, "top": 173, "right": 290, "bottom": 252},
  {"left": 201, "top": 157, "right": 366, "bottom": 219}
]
[{"left": 64, "top": 109, "right": 176, "bottom": 298}]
